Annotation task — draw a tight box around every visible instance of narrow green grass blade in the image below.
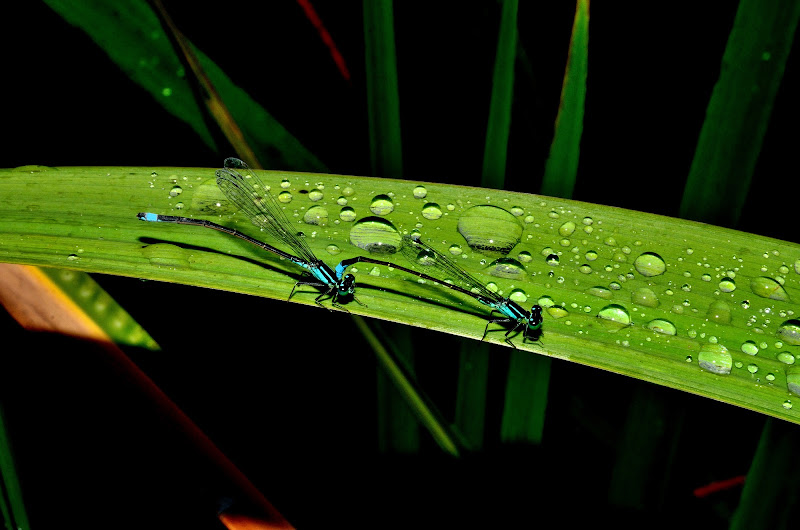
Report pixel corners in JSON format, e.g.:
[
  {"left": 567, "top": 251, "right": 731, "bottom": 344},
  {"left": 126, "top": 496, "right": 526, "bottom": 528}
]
[
  {"left": 353, "top": 317, "right": 462, "bottom": 456},
  {"left": 43, "top": 0, "right": 327, "bottom": 172},
  {"left": 40, "top": 268, "right": 160, "bottom": 350},
  {"left": 540, "top": 0, "right": 589, "bottom": 198},
  {"left": 679, "top": 0, "right": 800, "bottom": 225},
  {"left": 730, "top": 419, "right": 800, "bottom": 528},
  {"left": 363, "top": 0, "right": 403, "bottom": 178},
  {"left": 3, "top": 165, "right": 800, "bottom": 426},
  {"left": 0, "top": 402, "right": 30, "bottom": 530},
  {"left": 363, "top": 0, "right": 417, "bottom": 452}
]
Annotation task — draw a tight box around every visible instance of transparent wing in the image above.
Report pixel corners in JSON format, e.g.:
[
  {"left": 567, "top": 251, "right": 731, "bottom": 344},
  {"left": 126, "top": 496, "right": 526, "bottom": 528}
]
[
  {"left": 216, "top": 158, "right": 318, "bottom": 264},
  {"left": 399, "top": 235, "right": 504, "bottom": 305}
]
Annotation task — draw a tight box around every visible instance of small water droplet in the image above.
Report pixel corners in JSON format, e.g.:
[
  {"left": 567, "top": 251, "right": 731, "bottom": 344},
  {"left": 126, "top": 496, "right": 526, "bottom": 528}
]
[
  {"left": 783, "top": 400, "right": 793, "bottom": 410},
  {"left": 303, "top": 205, "right": 329, "bottom": 226},
  {"left": 747, "top": 363, "right": 759, "bottom": 374},
  {"left": 741, "top": 340, "right": 759, "bottom": 355},
  {"left": 587, "top": 286, "right": 613, "bottom": 299},
  {"left": 67, "top": 254, "right": 79, "bottom": 261},
  {"left": 337, "top": 196, "right": 348, "bottom": 206},
  {"left": 634, "top": 252, "right": 666, "bottom": 277},
  {"left": 308, "top": 189, "right": 324, "bottom": 201},
  {"left": 578, "top": 264, "right": 592, "bottom": 274},
  {"left": 632, "top": 287, "right": 659, "bottom": 308},
  {"left": 449, "top": 244, "right": 463, "bottom": 256},
  {"left": 546, "top": 254, "right": 560, "bottom": 266},
  {"left": 421, "top": 202, "right": 443, "bottom": 220},
  {"left": 509, "top": 288, "right": 528, "bottom": 303},
  {"left": 585, "top": 250, "right": 598, "bottom": 261},
  {"left": 701, "top": 273, "right": 712, "bottom": 282},
  {"left": 510, "top": 206, "right": 524, "bottom": 217},
  {"left": 370, "top": 194, "right": 394, "bottom": 215},
  {"left": 349, "top": 217, "right": 401, "bottom": 255},
  {"left": 647, "top": 319, "right": 676, "bottom": 335},
  {"left": 766, "top": 373, "right": 776, "bottom": 382},
  {"left": 457, "top": 205, "right": 523, "bottom": 256},
  {"left": 698, "top": 343, "right": 732, "bottom": 375},
  {"left": 412, "top": 185, "right": 428, "bottom": 199},
  {"left": 750, "top": 277, "right": 789, "bottom": 301},
  {"left": 706, "top": 300, "right": 732, "bottom": 324},
  {"left": 597, "top": 304, "right": 631, "bottom": 325},
  {"left": 169, "top": 185, "right": 183, "bottom": 197},
  {"left": 486, "top": 257, "right": 526, "bottom": 280},
  {"left": 175, "top": 202, "right": 185, "bottom": 210},
  {"left": 777, "top": 320, "right": 800, "bottom": 345},
  {"left": 517, "top": 251, "right": 532, "bottom": 263},
  {"left": 558, "top": 221, "right": 576, "bottom": 237},
  {"left": 278, "top": 191, "right": 293, "bottom": 204},
  {"left": 339, "top": 207, "right": 357, "bottom": 222},
  {"left": 280, "top": 179, "right": 291, "bottom": 189},
  {"left": 778, "top": 352, "right": 796, "bottom": 365},
  {"left": 326, "top": 244, "right": 341, "bottom": 255}
]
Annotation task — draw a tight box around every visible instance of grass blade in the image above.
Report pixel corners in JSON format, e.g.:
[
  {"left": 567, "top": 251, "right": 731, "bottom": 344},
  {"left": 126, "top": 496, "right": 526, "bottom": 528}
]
[{"left": 679, "top": 0, "right": 800, "bottom": 225}]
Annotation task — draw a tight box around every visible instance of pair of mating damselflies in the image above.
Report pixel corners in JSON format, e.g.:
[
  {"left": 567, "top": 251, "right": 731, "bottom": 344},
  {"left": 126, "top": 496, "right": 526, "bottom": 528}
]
[{"left": 138, "top": 158, "right": 542, "bottom": 347}]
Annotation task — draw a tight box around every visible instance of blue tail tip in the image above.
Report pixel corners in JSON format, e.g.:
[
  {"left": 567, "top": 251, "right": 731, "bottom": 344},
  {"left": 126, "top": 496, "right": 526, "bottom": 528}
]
[{"left": 137, "top": 212, "right": 159, "bottom": 222}]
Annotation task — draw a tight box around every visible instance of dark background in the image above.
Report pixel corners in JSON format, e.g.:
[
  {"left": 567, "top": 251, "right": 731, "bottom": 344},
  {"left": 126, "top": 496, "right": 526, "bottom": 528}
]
[{"left": 1, "top": 2, "right": 797, "bottom": 528}]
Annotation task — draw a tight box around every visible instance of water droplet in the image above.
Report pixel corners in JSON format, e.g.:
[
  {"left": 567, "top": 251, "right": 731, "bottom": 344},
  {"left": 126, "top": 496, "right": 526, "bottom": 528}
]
[
  {"left": 509, "top": 288, "right": 528, "bottom": 303},
  {"left": 349, "top": 217, "right": 401, "bottom": 255},
  {"left": 339, "top": 207, "right": 357, "bottom": 222},
  {"left": 794, "top": 258, "right": 800, "bottom": 274},
  {"left": 634, "top": 252, "right": 666, "bottom": 277},
  {"left": 422, "top": 202, "right": 443, "bottom": 220},
  {"left": 457, "top": 205, "right": 522, "bottom": 256},
  {"left": 175, "top": 202, "right": 185, "bottom": 210},
  {"left": 308, "top": 189, "right": 324, "bottom": 201},
  {"left": 547, "top": 306, "right": 570, "bottom": 319},
  {"left": 778, "top": 352, "right": 796, "bottom": 364},
  {"left": 750, "top": 277, "right": 789, "bottom": 301},
  {"left": 698, "top": 343, "right": 732, "bottom": 375},
  {"left": 741, "top": 340, "right": 759, "bottom": 355},
  {"left": 337, "top": 196, "right": 348, "bottom": 206},
  {"left": 326, "top": 244, "right": 341, "bottom": 255},
  {"left": 486, "top": 258, "right": 526, "bottom": 280},
  {"left": 647, "top": 319, "right": 676, "bottom": 335},
  {"left": 747, "top": 363, "right": 759, "bottom": 374},
  {"left": 449, "top": 244, "right": 463, "bottom": 256},
  {"left": 783, "top": 400, "right": 793, "bottom": 410},
  {"left": 577, "top": 264, "right": 591, "bottom": 274},
  {"left": 701, "top": 273, "right": 712, "bottom": 282},
  {"left": 280, "top": 179, "right": 291, "bottom": 189},
  {"left": 169, "top": 185, "right": 183, "bottom": 197},
  {"left": 706, "top": 300, "right": 732, "bottom": 324},
  {"left": 510, "top": 206, "right": 524, "bottom": 217},
  {"left": 369, "top": 194, "right": 394, "bottom": 215},
  {"left": 412, "top": 185, "right": 428, "bottom": 199},
  {"left": 587, "top": 286, "right": 613, "bottom": 299},
  {"left": 151, "top": 171, "right": 158, "bottom": 177},
  {"left": 278, "top": 191, "right": 293, "bottom": 204},
  {"left": 142, "top": 243, "right": 190, "bottom": 269},
  {"left": 558, "top": 221, "right": 576, "bottom": 237},
  {"left": 788, "top": 370, "right": 800, "bottom": 396},
  {"left": 597, "top": 304, "right": 631, "bottom": 325},
  {"left": 632, "top": 287, "right": 659, "bottom": 308},
  {"left": 766, "top": 373, "right": 776, "bottom": 382},
  {"left": 67, "top": 254, "right": 79, "bottom": 261},
  {"left": 546, "top": 254, "right": 560, "bottom": 266},
  {"left": 777, "top": 320, "right": 800, "bottom": 345},
  {"left": 517, "top": 251, "right": 532, "bottom": 263},
  {"left": 303, "top": 205, "right": 329, "bottom": 226},
  {"left": 585, "top": 250, "right": 598, "bottom": 261}
]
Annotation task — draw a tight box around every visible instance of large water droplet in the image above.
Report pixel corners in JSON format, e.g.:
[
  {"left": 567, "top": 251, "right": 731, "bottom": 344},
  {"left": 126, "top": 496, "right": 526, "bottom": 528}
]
[
  {"left": 412, "top": 185, "right": 428, "bottom": 199},
  {"left": 369, "top": 194, "right": 394, "bottom": 215},
  {"left": 486, "top": 258, "right": 526, "bottom": 280},
  {"left": 457, "top": 205, "right": 522, "bottom": 256},
  {"left": 778, "top": 352, "right": 796, "bottom": 365},
  {"left": 698, "top": 343, "right": 732, "bottom": 375},
  {"left": 706, "top": 300, "right": 732, "bottom": 324},
  {"left": 169, "top": 185, "right": 183, "bottom": 197},
  {"left": 349, "top": 217, "right": 401, "bottom": 255},
  {"left": 750, "top": 277, "right": 789, "bottom": 301},
  {"left": 788, "top": 370, "right": 800, "bottom": 396},
  {"left": 278, "top": 191, "right": 293, "bottom": 204},
  {"left": 303, "top": 205, "right": 329, "bottom": 226},
  {"left": 647, "top": 319, "right": 676, "bottom": 335},
  {"left": 632, "top": 287, "right": 659, "bottom": 308},
  {"left": 777, "top": 320, "right": 800, "bottom": 345},
  {"left": 308, "top": 189, "right": 324, "bottom": 201},
  {"left": 634, "top": 252, "right": 666, "bottom": 277},
  {"left": 558, "top": 221, "right": 576, "bottom": 237}
]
